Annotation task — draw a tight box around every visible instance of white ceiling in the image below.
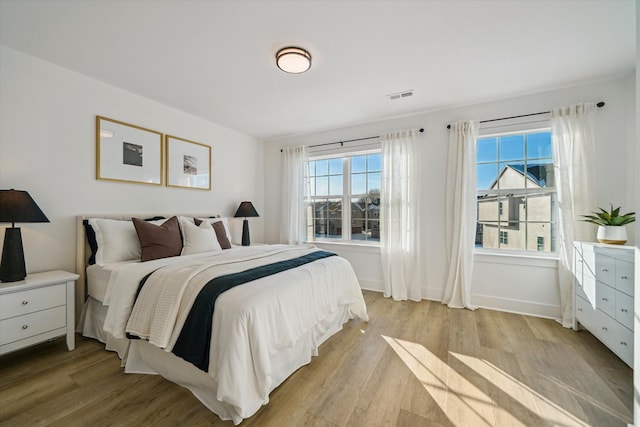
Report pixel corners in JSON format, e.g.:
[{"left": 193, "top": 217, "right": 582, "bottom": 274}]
[{"left": 0, "top": 0, "right": 635, "bottom": 141}]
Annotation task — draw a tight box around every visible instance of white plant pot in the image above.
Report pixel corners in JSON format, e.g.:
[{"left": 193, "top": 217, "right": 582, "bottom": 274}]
[{"left": 596, "top": 225, "right": 627, "bottom": 245}]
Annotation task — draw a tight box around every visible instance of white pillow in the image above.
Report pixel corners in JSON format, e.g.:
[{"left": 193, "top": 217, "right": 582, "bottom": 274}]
[
  {"left": 180, "top": 217, "right": 222, "bottom": 255},
  {"left": 89, "top": 218, "right": 141, "bottom": 265}
]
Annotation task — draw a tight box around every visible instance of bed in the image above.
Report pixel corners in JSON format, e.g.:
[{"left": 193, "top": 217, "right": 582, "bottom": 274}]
[{"left": 75, "top": 214, "right": 368, "bottom": 424}]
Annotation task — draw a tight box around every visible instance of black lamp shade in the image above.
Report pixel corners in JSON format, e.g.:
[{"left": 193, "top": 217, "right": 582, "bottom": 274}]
[
  {"left": 234, "top": 201, "right": 259, "bottom": 246},
  {"left": 0, "top": 190, "right": 49, "bottom": 225},
  {"left": 234, "top": 201, "right": 259, "bottom": 219},
  {"left": 0, "top": 189, "right": 49, "bottom": 282}
]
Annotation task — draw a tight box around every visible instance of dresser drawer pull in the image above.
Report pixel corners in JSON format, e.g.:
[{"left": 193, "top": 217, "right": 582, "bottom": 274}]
[
  {"left": 22, "top": 325, "right": 28, "bottom": 330},
  {"left": 577, "top": 308, "right": 583, "bottom": 311},
  {"left": 601, "top": 326, "right": 608, "bottom": 331},
  {"left": 22, "top": 300, "right": 29, "bottom": 305},
  {"left": 621, "top": 308, "right": 628, "bottom": 313},
  {"left": 601, "top": 297, "right": 608, "bottom": 302},
  {"left": 621, "top": 341, "right": 628, "bottom": 346},
  {"left": 620, "top": 276, "right": 628, "bottom": 280},
  {"left": 601, "top": 268, "right": 609, "bottom": 272}
]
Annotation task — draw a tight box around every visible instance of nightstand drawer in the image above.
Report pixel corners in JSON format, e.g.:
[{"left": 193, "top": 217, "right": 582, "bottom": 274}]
[
  {"left": 0, "top": 283, "right": 66, "bottom": 320},
  {"left": 0, "top": 305, "right": 66, "bottom": 345}
]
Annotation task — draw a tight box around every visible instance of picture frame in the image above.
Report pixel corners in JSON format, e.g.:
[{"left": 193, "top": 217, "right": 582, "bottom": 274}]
[
  {"left": 96, "top": 116, "right": 163, "bottom": 186},
  {"left": 165, "top": 135, "right": 211, "bottom": 190}
]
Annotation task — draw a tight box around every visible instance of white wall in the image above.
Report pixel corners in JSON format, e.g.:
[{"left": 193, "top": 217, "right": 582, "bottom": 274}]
[
  {"left": 0, "top": 46, "right": 265, "bottom": 276},
  {"left": 264, "top": 74, "right": 635, "bottom": 320}
]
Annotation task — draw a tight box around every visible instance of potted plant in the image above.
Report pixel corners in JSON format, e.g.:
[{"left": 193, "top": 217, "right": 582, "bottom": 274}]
[{"left": 582, "top": 204, "right": 636, "bottom": 244}]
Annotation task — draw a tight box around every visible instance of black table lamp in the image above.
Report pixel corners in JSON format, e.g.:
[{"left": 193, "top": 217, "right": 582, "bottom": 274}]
[
  {"left": 234, "top": 201, "right": 259, "bottom": 246},
  {"left": 0, "top": 189, "right": 49, "bottom": 282}
]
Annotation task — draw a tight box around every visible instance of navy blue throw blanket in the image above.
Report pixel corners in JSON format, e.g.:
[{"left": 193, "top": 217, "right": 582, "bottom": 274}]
[{"left": 164, "top": 250, "right": 337, "bottom": 372}]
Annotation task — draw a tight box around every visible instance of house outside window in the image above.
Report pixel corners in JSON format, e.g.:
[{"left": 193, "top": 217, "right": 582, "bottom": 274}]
[
  {"left": 476, "top": 130, "right": 556, "bottom": 253},
  {"left": 307, "top": 151, "right": 381, "bottom": 243}
]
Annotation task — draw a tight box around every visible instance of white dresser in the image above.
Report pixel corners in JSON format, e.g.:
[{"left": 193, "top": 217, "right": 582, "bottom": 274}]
[
  {"left": 573, "top": 241, "right": 634, "bottom": 367},
  {"left": 0, "top": 270, "right": 78, "bottom": 355}
]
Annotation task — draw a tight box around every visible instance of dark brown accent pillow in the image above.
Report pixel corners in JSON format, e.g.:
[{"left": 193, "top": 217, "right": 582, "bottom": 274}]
[
  {"left": 212, "top": 221, "right": 232, "bottom": 249},
  {"left": 132, "top": 216, "right": 182, "bottom": 261}
]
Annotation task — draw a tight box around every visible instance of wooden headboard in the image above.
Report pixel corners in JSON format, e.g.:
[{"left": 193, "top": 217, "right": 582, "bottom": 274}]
[{"left": 75, "top": 213, "right": 220, "bottom": 315}]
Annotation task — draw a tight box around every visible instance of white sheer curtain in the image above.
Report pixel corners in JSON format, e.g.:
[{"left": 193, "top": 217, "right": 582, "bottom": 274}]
[
  {"left": 551, "top": 103, "right": 597, "bottom": 328},
  {"left": 280, "top": 145, "right": 309, "bottom": 245},
  {"left": 380, "top": 129, "right": 422, "bottom": 301},
  {"left": 443, "top": 121, "right": 478, "bottom": 309}
]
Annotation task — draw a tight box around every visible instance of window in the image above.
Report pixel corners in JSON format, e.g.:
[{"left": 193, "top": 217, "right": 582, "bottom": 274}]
[
  {"left": 307, "top": 151, "right": 381, "bottom": 243},
  {"left": 476, "top": 130, "right": 556, "bottom": 253}
]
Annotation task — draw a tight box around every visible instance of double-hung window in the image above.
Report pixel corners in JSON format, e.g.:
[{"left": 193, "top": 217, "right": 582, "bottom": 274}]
[
  {"left": 476, "top": 129, "right": 556, "bottom": 253},
  {"left": 307, "top": 150, "right": 381, "bottom": 243}
]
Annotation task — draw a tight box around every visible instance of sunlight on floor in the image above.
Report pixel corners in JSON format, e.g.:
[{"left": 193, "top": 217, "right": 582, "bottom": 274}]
[
  {"left": 382, "top": 335, "right": 591, "bottom": 427},
  {"left": 450, "top": 351, "right": 590, "bottom": 427}
]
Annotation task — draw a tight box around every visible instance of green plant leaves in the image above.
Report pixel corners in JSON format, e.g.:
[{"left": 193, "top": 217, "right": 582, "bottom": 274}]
[{"left": 581, "top": 204, "right": 635, "bottom": 226}]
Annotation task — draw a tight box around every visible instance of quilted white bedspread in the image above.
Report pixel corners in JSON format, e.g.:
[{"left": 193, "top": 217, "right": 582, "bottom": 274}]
[{"left": 100, "top": 244, "right": 368, "bottom": 422}]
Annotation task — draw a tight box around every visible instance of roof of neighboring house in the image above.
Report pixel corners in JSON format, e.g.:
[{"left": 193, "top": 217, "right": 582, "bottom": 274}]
[{"left": 489, "top": 162, "right": 554, "bottom": 189}]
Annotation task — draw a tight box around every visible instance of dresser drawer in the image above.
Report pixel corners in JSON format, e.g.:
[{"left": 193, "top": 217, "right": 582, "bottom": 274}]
[
  {"left": 0, "top": 283, "right": 66, "bottom": 320},
  {"left": 575, "top": 280, "right": 589, "bottom": 303},
  {"left": 575, "top": 295, "right": 599, "bottom": 331},
  {"left": 615, "top": 290, "right": 634, "bottom": 330},
  {"left": 595, "top": 255, "right": 616, "bottom": 287},
  {"left": 0, "top": 305, "right": 67, "bottom": 345},
  {"left": 613, "top": 324, "right": 633, "bottom": 367},
  {"left": 595, "top": 282, "right": 616, "bottom": 318},
  {"left": 615, "top": 260, "right": 634, "bottom": 296}
]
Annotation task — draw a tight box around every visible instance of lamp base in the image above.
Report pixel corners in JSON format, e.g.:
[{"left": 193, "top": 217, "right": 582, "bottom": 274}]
[
  {"left": 241, "top": 219, "right": 250, "bottom": 246},
  {"left": 0, "top": 227, "right": 27, "bottom": 282}
]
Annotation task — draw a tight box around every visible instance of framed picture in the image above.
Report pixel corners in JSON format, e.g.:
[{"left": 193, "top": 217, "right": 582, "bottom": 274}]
[
  {"left": 165, "top": 135, "right": 211, "bottom": 190},
  {"left": 96, "top": 116, "right": 163, "bottom": 185}
]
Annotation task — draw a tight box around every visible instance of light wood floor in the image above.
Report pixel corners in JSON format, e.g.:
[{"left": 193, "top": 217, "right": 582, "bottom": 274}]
[{"left": 0, "top": 291, "right": 633, "bottom": 426}]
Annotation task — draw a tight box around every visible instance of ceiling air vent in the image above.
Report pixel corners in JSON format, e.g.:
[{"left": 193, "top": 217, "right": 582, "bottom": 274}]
[{"left": 387, "top": 90, "right": 414, "bottom": 101}]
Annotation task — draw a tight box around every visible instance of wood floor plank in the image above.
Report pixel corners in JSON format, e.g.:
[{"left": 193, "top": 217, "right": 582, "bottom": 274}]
[{"left": 0, "top": 291, "right": 632, "bottom": 426}]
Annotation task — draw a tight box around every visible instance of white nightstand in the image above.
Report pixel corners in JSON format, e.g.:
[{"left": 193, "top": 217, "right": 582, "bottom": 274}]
[{"left": 0, "top": 270, "right": 79, "bottom": 355}]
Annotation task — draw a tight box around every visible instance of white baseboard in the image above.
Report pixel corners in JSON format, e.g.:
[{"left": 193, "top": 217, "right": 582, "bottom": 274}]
[
  {"left": 472, "top": 293, "right": 561, "bottom": 320},
  {"left": 358, "top": 279, "right": 384, "bottom": 293},
  {"left": 358, "top": 282, "right": 561, "bottom": 321}
]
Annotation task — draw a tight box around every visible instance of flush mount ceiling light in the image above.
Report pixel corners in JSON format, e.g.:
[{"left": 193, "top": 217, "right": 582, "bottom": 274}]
[{"left": 276, "top": 47, "right": 312, "bottom": 74}]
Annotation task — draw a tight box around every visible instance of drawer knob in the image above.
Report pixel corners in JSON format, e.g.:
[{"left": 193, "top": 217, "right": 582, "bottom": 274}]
[
  {"left": 21, "top": 300, "right": 28, "bottom": 305},
  {"left": 620, "top": 276, "right": 628, "bottom": 280},
  {"left": 621, "top": 308, "right": 628, "bottom": 313},
  {"left": 602, "top": 326, "right": 608, "bottom": 331},
  {"left": 601, "top": 297, "right": 608, "bottom": 302},
  {"left": 621, "top": 341, "right": 628, "bottom": 346},
  {"left": 601, "top": 268, "right": 609, "bottom": 272},
  {"left": 22, "top": 325, "right": 28, "bottom": 330}
]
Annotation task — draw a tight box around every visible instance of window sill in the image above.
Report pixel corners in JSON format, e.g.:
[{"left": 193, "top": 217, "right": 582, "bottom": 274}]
[
  {"left": 309, "top": 240, "right": 381, "bottom": 254},
  {"left": 474, "top": 249, "right": 558, "bottom": 268}
]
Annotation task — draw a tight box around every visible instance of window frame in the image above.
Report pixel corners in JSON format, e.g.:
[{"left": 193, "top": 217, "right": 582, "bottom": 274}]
[
  {"left": 306, "top": 148, "right": 381, "bottom": 245},
  {"left": 475, "top": 127, "right": 557, "bottom": 256}
]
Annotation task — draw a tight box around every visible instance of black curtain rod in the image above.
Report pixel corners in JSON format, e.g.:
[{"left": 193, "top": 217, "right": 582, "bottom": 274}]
[
  {"left": 281, "top": 128, "right": 424, "bottom": 152},
  {"left": 445, "top": 101, "right": 605, "bottom": 130}
]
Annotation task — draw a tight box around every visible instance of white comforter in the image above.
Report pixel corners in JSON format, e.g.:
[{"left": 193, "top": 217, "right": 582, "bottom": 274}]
[{"left": 100, "top": 244, "right": 368, "bottom": 422}]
